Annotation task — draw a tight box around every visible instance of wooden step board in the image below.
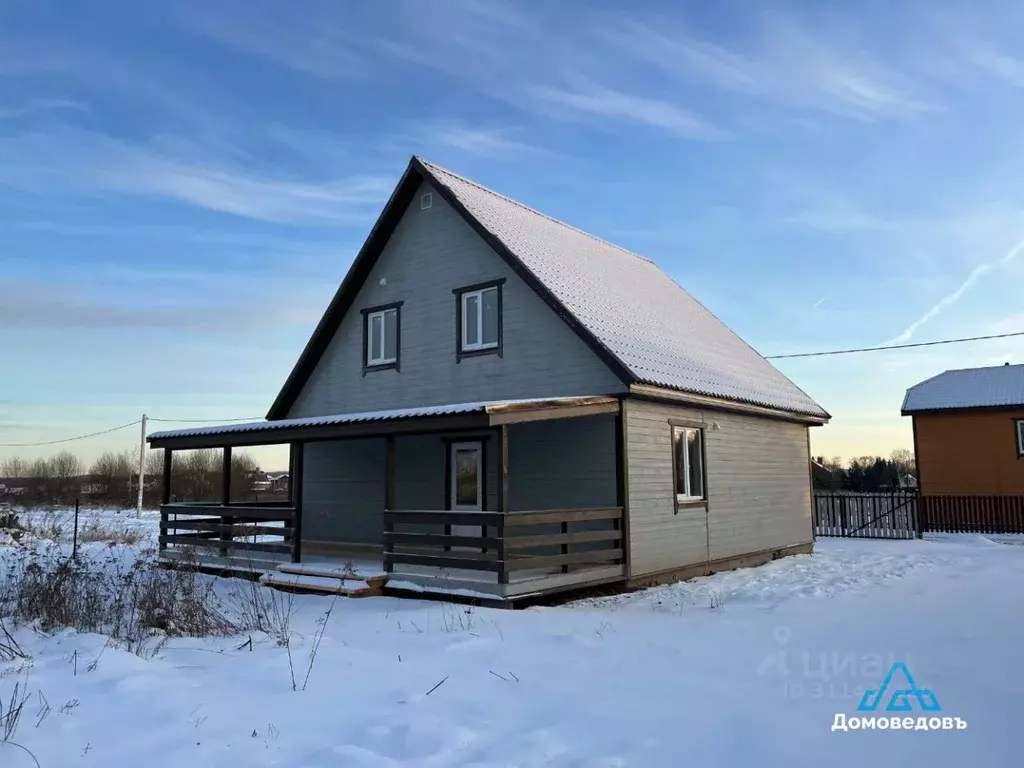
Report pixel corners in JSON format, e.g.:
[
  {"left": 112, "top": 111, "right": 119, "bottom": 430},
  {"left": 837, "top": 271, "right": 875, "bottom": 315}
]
[{"left": 259, "top": 562, "right": 389, "bottom": 597}]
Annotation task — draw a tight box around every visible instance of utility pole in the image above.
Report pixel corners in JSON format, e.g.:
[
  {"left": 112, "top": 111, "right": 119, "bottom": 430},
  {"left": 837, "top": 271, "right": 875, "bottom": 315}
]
[{"left": 136, "top": 414, "right": 147, "bottom": 519}]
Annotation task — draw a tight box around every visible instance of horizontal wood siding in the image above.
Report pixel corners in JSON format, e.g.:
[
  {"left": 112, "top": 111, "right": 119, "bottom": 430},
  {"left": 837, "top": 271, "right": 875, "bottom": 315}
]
[
  {"left": 288, "top": 180, "right": 625, "bottom": 418},
  {"left": 624, "top": 400, "right": 708, "bottom": 575},
  {"left": 625, "top": 399, "right": 812, "bottom": 577},
  {"left": 303, "top": 439, "right": 385, "bottom": 546},
  {"left": 914, "top": 410, "right": 1024, "bottom": 494},
  {"left": 704, "top": 410, "right": 812, "bottom": 561},
  {"left": 302, "top": 434, "right": 497, "bottom": 548},
  {"left": 507, "top": 414, "right": 617, "bottom": 511}
]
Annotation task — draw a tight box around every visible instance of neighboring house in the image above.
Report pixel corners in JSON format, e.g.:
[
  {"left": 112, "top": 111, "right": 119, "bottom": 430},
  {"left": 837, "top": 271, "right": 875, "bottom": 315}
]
[
  {"left": 267, "top": 472, "right": 290, "bottom": 493},
  {"left": 897, "top": 474, "right": 918, "bottom": 490},
  {"left": 148, "top": 156, "right": 829, "bottom": 603},
  {"left": 903, "top": 363, "right": 1024, "bottom": 494}
]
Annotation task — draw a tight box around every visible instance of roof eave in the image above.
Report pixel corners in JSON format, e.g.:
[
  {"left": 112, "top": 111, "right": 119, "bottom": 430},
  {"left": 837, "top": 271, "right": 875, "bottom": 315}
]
[{"left": 629, "top": 384, "right": 829, "bottom": 425}]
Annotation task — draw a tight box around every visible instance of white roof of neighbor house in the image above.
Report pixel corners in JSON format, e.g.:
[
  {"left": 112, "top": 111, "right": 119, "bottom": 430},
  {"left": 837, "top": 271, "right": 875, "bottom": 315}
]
[
  {"left": 902, "top": 364, "right": 1024, "bottom": 413},
  {"left": 419, "top": 159, "right": 827, "bottom": 419},
  {"left": 147, "top": 397, "right": 607, "bottom": 442}
]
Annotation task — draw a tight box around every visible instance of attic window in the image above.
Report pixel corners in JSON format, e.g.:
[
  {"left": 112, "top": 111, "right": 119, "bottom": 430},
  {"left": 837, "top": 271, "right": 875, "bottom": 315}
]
[
  {"left": 420, "top": 192, "right": 432, "bottom": 210},
  {"left": 361, "top": 302, "right": 402, "bottom": 374},
  {"left": 1016, "top": 420, "right": 1024, "bottom": 457},
  {"left": 453, "top": 279, "right": 505, "bottom": 360}
]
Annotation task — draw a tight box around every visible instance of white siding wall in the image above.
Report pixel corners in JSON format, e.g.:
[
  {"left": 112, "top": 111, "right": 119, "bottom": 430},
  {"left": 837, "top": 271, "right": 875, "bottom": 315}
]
[{"left": 625, "top": 399, "right": 812, "bottom": 577}]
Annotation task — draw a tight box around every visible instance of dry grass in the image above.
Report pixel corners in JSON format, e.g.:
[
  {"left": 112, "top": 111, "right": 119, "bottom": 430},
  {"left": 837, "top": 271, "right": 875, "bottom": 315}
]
[{"left": 0, "top": 549, "right": 236, "bottom": 654}]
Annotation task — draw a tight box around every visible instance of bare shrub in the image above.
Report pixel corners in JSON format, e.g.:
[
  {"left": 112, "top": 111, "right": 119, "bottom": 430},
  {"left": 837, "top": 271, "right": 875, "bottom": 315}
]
[
  {"left": 0, "top": 619, "right": 25, "bottom": 662},
  {"left": 224, "top": 573, "right": 295, "bottom": 646},
  {"left": 0, "top": 549, "right": 236, "bottom": 654},
  {"left": 77, "top": 521, "right": 145, "bottom": 546}
]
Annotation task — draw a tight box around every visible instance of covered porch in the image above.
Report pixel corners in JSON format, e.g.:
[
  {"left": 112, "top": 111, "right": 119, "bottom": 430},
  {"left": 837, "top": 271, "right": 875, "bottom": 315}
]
[{"left": 146, "top": 397, "right": 628, "bottom": 602}]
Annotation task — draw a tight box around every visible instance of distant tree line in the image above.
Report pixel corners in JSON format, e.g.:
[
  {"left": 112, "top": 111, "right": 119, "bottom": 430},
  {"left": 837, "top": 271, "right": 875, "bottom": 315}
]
[
  {"left": 0, "top": 448, "right": 281, "bottom": 508},
  {"left": 812, "top": 449, "right": 916, "bottom": 492}
]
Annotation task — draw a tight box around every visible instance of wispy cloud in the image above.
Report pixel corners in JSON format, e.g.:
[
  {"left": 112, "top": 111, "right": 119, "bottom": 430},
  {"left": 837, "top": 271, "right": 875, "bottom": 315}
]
[
  {"left": 0, "top": 98, "right": 89, "bottom": 120},
  {"left": 888, "top": 234, "right": 1024, "bottom": 343},
  {"left": 184, "top": 2, "right": 362, "bottom": 79},
  {"left": 530, "top": 81, "right": 724, "bottom": 140},
  {"left": 429, "top": 124, "right": 546, "bottom": 156},
  {"left": 0, "top": 126, "right": 392, "bottom": 224},
  {"left": 603, "top": 15, "right": 936, "bottom": 121},
  {"left": 0, "top": 277, "right": 322, "bottom": 331}
]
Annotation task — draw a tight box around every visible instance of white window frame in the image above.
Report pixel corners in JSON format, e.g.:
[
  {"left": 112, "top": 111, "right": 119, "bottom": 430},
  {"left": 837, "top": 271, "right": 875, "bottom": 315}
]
[
  {"left": 673, "top": 426, "right": 706, "bottom": 503},
  {"left": 366, "top": 307, "right": 398, "bottom": 367},
  {"left": 1017, "top": 419, "right": 1024, "bottom": 457},
  {"left": 460, "top": 286, "right": 499, "bottom": 352}
]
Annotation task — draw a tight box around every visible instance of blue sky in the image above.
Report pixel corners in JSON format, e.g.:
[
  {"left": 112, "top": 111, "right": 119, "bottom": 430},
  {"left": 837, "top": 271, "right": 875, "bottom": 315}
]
[{"left": 3, "top": 0, "right": 1024, "bottom": 466}]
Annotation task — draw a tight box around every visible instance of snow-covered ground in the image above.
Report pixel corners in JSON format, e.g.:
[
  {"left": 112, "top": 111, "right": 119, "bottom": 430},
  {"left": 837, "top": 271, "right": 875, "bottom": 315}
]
[{"left": 1, "top": 509, "right": 1021, "bottom": 767}]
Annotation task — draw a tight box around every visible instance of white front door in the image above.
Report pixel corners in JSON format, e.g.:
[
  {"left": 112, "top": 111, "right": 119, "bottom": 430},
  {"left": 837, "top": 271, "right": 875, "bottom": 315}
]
[{"left": 450, "top": 441, "right": 483, "bottom": 537}]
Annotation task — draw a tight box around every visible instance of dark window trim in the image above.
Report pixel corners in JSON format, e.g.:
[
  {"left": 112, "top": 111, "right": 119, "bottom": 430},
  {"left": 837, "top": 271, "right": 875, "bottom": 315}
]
[
  {"left": 670, "top": 423, "right": 708, "bottom": 514},
  {"left": 361, "top": 301, "right": 403, "bottom": 376},
  {"left": 453, "top": 278, "right": 505, "bottom": 362},
  {"left": 1016, "top": 419, "right": 1024, "bottom": 458}
]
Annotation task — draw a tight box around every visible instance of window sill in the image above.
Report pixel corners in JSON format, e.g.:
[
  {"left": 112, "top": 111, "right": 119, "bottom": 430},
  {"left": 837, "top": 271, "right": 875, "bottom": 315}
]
[
  {"left": 675, "top": 499, "right": 707, "bottom": 511},
  {"left": 457, "top": 346, "right": 501, "bottom": 362},
  {"left": 363, "top": 361, "right": 398, "bottom": 376}
]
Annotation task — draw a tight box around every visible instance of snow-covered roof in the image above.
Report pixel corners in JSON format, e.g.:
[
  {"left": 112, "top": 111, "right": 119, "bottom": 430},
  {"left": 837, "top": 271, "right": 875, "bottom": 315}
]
[
  {"left": 148, "top": 397, "right": 608, "bottom": 442},
  {"left": 902, "top": 364, "right": 1024, "bottom": 413},
  {"left": 418, "top": 159, "right": 827, "bottom": 419}
]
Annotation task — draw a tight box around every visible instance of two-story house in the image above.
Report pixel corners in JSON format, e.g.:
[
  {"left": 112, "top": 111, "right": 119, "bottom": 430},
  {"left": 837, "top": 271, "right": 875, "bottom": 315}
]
[{"left": 148, "top": 157, "right": 829, "bottom": 604}]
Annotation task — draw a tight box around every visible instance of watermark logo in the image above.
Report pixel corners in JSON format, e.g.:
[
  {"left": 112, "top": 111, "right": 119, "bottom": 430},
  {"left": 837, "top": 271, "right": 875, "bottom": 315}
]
[
  {"left": 857, "top": 662, "right": 940, "bottom": 713},
  {"left": 832, "top": 662, "right": 967, "bottom": 732}
]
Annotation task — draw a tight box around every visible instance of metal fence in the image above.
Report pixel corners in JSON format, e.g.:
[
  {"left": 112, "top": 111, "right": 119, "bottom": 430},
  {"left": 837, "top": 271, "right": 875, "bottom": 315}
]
[
  {"left": 814, "top": 491, "right": 1024, "bottom": 538},
  {"left": 814, "top": 491, "right": 919, "bottom": 539}
]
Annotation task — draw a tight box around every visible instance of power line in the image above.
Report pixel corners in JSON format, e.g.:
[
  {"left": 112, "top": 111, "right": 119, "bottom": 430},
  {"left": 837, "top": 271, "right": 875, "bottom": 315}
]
[
  {"left": 0, "top": 419, "right": 141, "bottom": 448},
  {"left": 766, "top": 330, "right": 1024, "bottom": 360},
  {"left": 148, "top": 417, "right": 263, "bottom": 423}
]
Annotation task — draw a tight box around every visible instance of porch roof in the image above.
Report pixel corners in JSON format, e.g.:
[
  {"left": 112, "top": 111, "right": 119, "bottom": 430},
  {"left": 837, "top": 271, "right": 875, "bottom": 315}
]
[{"left": 147, "top": 396, "right": 620, "bottom": 449}]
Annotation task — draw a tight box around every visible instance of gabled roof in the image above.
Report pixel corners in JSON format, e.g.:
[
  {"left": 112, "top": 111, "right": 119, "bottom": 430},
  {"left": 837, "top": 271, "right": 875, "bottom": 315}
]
[
  {"left": 268, "top": 157, "right": 828, "bottom": 421},
  {"left": 902, "top": 363, "right": 1024, "bottom": 414}
]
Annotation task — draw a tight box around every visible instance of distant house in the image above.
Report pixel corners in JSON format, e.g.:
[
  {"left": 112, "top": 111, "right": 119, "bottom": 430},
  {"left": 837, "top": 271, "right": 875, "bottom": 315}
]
[
  {"left": 148, "top": 156, "right": 829, "bottom": 603},
  {"left": 903, "top": 363, "right": 1024, "bottom": 494}
]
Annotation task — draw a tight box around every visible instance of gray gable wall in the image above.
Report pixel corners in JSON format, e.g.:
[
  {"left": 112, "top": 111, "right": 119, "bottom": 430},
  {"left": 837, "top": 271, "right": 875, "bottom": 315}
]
[{"left": 288, "top": 181, "right": 626, "bottom": 418}]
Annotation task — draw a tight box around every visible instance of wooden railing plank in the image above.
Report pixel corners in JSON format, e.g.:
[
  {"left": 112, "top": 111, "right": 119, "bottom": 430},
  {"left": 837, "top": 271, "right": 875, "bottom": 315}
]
[
  {"left": 505, "top": 548, "right": 624, "bottom": 572},
  {"left": 384, "top": 532, "right": 503, "bottom": 550},
  {"left": 160, "top": 504, "right": 294, "bottom": 522},
  {"left": 158, "top": 534, "right": 292, "bottom": 554},
  {"left": 384, "top": 552, "right": 503, "bottom": 572}
]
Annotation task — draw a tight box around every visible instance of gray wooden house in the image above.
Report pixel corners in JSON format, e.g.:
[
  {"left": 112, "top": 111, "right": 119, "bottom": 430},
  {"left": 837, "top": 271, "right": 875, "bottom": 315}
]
[{"left": 148, "top": 157, "right": 829, "bottom": 603}]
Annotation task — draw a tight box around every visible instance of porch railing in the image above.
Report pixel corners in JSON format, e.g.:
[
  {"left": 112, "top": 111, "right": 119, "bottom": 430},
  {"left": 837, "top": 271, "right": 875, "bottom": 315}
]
[
  {"left": 383, "top": 507, "right": 625, "bottom": 584},
  {"left": 159, "top": 502, "right": 299, "bottom": 563}
]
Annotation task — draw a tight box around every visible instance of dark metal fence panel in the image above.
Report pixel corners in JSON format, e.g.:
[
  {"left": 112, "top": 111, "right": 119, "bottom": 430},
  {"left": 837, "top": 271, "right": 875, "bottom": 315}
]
[
  {"left": 813, "top": 491, "right": 918, "bottom": 539},
  {"left": 919, "top": 495, "right": 1024, "bottom": 534},
  {"left": 816, "top": 492, "right": 1024, "bottom": 537}
]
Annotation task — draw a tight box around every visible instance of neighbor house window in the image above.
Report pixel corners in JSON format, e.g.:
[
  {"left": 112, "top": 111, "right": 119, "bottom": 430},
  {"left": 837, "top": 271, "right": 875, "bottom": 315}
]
[
  {"left": 1017, "top": 419, "right": 1024, "bottom": 457},
  {"left": 361, "top": 302, "right": 402, "bottom": 373},
  {"left": 672, "top": 426, "right": 705, "bottom": 504},
  {"left": 453, "top": 278, "right": 505, "bottom": 360}
]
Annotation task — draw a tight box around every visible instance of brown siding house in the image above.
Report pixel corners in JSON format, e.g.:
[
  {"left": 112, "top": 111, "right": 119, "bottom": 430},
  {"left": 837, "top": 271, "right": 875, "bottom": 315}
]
[{"left": 903, "top": 364, "right": 1024, "bottom": 495}]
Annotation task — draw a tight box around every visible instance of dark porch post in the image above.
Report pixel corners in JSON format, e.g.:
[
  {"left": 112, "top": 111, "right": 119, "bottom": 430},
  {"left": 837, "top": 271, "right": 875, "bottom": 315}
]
[
  {"left": 383, "top": 435, "right": 396, "bottom": 573},
  {"left": 497, "top": 424, "right": 509, "bottom": 584},
  {"left": 614, "top": 403, "right": 629, "bottom": 574},
  {"left": 289, "top": 442, "right": 304, "bottom": 563},
  {"left": 159, "top": 448, "right": 172, "bottom": 552},
  {"left": 220, "top": 446, "right": 233, "bottom": 555}
]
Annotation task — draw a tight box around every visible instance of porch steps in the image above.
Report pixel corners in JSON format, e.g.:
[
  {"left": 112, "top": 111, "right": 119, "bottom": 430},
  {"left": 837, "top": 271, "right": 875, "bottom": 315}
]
[{"left": 259, "top": 562, "right": 389, "bottom": 598}]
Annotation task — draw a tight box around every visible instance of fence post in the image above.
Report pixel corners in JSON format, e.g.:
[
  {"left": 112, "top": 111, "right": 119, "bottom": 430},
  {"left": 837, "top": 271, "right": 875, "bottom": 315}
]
[
  {"left": 914, "top": 491, "right": 923, "bottom": 538},
  {"left": 72, "top": 497, "right": 80, "bottom": 559}
]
